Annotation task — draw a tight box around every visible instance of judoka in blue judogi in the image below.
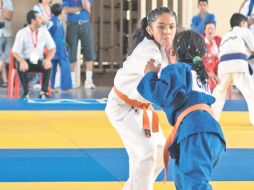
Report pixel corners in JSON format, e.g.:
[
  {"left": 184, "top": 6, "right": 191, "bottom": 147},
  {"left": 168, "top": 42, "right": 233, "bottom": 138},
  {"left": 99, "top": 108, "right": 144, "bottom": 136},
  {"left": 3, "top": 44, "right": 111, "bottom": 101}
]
[
  {"left": 137, "top": 30, "right": 226, "bottom": 190},
  {"left": 48, "top": 3, "right": 72, "bottom": 91}
]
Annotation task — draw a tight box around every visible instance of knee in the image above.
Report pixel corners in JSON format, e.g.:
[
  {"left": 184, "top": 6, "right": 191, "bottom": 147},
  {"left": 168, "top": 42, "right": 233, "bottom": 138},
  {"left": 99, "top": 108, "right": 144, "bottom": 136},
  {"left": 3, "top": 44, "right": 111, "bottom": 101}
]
[{"left": 136, "top": 143, "right": 158, "bottom": 163}]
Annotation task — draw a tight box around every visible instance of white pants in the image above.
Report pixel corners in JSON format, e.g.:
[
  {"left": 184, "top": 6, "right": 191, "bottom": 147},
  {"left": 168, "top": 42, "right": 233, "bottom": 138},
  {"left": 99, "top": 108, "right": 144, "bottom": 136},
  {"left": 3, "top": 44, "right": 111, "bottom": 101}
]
[
  {"left": 212, "top": 72, "right": 254, "bottom": 126},
  {"left": 105, "top": 91, "right": 166, "bottom": 190}
]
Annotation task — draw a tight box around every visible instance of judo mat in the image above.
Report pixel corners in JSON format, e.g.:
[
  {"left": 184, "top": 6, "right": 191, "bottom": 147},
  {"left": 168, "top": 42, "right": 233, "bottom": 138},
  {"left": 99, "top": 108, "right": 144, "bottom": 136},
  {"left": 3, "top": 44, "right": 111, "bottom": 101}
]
[{"left": 0, "top": 99, "right": 253, "bottom": 190}]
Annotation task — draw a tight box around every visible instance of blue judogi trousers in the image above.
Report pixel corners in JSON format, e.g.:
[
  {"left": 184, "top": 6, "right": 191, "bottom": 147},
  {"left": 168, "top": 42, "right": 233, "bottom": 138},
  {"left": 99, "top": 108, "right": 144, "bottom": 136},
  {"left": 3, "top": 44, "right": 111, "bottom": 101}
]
[{"left": 173, "top": 132, "right": 225, "bottom": 190}]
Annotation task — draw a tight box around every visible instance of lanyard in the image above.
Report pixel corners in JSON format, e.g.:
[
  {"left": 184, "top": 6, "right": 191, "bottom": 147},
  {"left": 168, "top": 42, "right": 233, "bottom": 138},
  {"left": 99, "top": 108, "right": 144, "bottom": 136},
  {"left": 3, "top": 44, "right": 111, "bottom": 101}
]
[{"left": 30, "top": 28, "right": 39, "bottom": 48}]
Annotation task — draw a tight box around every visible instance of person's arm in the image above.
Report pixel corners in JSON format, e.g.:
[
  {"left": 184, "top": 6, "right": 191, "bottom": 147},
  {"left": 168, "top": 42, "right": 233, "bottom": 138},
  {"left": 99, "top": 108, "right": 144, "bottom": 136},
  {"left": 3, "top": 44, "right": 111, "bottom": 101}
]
[
  {"left": 239, "top": 0, "right": 248, "bottom": 12},
  {"left": 1, "top": 9, "right": 13, "bottom": 20},
  {"left": 44, "top": 48, "right": 56, "bottom": 69},
  {"left": 0, "top": 0, "right": 13, "bottom": 21},
  {"left": 137, "top": 62, "right": 169, "bottom": 107},
  {"left": 12, "top": 52, "right": 28, "bottom": 72},
  {"left": 12, "top": 31, "right": 29, "bottom": 72},
  {"left": 82, "top": 0, "right": 91, "bottom": 13},
  {"left": 242, "top": 28, "right": 254, "bottom": 54},
  {"left": 63, "top": 6, "right": 82, "bottom": 14}
]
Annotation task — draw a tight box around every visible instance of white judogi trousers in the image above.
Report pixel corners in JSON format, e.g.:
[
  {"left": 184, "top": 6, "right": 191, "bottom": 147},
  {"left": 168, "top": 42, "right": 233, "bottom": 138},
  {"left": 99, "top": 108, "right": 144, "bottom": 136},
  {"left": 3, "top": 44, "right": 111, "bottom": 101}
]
[
  {"left": 105, "top": 90, "right": 166, "bottom": 190},
  {"left": 212, "top": 72, "right": 254, "bottom": 126}
]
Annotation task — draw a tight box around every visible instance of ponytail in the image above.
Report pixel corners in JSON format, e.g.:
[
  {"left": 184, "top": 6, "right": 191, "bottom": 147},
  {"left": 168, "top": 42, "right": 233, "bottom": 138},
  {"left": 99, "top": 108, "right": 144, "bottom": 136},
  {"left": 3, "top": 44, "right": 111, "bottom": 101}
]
[
  {"left": 128, "top": 17, "right": 153, "bottom": 55},
  {"left": 173, "top": 30, "right": 209, "bottom": 90}
]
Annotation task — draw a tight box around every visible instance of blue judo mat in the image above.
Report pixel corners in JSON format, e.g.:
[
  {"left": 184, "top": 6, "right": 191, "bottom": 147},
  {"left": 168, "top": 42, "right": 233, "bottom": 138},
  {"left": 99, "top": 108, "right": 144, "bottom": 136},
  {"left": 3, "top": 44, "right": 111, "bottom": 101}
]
[{"left": 0, "top": 148, "right": 253, "bottom": 182}]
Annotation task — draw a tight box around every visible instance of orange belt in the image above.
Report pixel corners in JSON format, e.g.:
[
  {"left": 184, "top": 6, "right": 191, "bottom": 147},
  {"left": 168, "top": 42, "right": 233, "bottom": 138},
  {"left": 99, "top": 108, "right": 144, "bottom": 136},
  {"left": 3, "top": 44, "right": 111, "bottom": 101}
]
[
  {"left": 163, "top": 103, "right": 214, "bottom": 181},
  {"left": 114, "top": 87, "right": 159, "bottom": 137}
]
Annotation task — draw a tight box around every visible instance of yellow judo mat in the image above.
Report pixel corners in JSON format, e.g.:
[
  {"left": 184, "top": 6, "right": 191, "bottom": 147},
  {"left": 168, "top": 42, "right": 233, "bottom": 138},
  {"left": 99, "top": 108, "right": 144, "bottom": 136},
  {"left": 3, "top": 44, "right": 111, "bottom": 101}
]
[{"left": 0, "top": 111, "right": 253, "bottom": 190}]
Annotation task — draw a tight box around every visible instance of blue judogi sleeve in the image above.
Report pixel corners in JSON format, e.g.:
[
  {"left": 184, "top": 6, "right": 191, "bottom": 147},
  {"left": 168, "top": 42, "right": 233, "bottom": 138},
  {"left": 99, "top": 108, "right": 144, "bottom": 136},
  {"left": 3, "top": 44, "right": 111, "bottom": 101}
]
[{"left": 137, "top": 63, "right": 192, "bottom": 109}]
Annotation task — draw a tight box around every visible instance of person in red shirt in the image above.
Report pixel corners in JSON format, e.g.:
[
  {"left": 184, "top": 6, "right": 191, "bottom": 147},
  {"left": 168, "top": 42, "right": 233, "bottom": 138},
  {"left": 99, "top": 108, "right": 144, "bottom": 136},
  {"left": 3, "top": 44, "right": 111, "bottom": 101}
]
[{"left": 203, "top": 22, "right": 221, "bottom": 92}]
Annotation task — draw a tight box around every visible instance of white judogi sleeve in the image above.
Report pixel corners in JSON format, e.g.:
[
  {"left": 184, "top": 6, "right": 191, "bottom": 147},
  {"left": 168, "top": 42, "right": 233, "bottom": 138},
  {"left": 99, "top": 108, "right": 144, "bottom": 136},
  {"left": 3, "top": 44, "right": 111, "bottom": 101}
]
[{"left": 114, "top": 37, "right": 168, "bottom": 101}]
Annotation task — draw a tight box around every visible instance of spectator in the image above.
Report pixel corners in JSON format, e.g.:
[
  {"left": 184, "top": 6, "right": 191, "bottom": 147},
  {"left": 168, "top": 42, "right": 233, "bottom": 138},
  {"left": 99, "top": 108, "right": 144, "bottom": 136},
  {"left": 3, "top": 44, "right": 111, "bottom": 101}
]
[
  {"left": 12, "top": 10, "right": 56, "bottom": 99},
  {"left": 63, "top": 0, "right": 96, "bottom": 89},
  {"left": 212, "top": 13, "right": 254, "bottom": 126},
  {"left": 32, "top": 0, "right": 52, "bottom": 89},
  {"left": 240, "top": 0, "right": 254, "bottom": 35},
  {"left": 48, "top": 3, "right": 72, "bottom": 92},
  {"left": 33, "top": 0, "right": 52, "bottom": 28},
  {"left": 0, "top": 0, "right": 13, "bottom": 87},
  {"left": 191, "top": 0, "right": 216, "bottom": 35},
  {"left": 203, "top": 22, "right": 221, "bottom": 92}
]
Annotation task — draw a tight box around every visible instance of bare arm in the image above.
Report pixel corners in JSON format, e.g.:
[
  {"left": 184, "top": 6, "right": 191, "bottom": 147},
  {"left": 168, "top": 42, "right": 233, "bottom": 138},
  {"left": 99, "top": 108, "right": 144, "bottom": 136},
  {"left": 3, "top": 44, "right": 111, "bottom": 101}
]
[
  {"left": 45, "top": 48, "right": 56, "bottom": 61},
  {"left": 0, "top": 9, "right": 13, "bottom": 21},
  {"left": 239, "top": 0, "right": 248, "bottom": 12},
  {"left": 12, "top": 52, "right": 28, "bottom": 72},
  {"left": 63, "top": 7, "right": 82, "bottom": 14},
  {"left": 44, "top": 48, "right": 56, "bottom": 69},
  {"left": 82, "top": 0, "right": 91, "bottom": 13},
  {"left": 13, "top": 52, "right": 25, "bottom": 63}
]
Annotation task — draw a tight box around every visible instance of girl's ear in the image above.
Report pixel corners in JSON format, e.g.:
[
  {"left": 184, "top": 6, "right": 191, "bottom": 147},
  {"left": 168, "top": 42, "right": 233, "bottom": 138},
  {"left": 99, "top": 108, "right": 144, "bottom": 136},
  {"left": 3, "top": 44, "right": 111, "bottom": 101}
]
[{"left": 146, "top": 25, "right": 153, "bottom": 37}]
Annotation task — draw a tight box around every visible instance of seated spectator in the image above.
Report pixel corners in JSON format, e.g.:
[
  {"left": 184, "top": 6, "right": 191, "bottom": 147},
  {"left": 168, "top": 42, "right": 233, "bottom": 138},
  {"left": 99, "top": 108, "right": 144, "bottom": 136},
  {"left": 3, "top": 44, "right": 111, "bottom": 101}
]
[
  {"left": 0, "top": 0, "right": 13, "bottom": 87},
  {"left": 48, "top": 3, "right": 72, "bottom": 92},
  {"left": 203, "top": 22, "right": 221, "bottom": 92},
  {"left": 12, "top": 10, "right": 56, "bottom": 99},
  {"left": 191, "top": 0, "right": 216, "bottom": 35}
]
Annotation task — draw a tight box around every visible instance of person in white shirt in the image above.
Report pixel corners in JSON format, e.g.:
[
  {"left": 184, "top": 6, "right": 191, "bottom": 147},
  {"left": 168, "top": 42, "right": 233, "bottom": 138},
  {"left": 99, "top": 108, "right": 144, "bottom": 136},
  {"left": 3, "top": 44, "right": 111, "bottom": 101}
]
[
  {"left": 105, "top": 7, "right": 177, "bottom": 190},
  {"left": 12, "top": 10, "right": 56, "bottom": 99},
  {"left": 0, "top": 0, "right": 13, "bottom": 87},
  {"left": 212, "top": 13, "right": 254, "bottom": 126},
  {"left": 240, "top": 0, "right": 254, "bottom": 35}
]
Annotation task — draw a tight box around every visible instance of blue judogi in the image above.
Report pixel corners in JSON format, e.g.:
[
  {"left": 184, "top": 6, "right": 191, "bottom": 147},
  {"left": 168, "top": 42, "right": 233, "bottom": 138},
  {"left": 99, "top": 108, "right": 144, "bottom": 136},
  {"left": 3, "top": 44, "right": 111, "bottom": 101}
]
[
  {"left": 137, "top": 62, "right": 226, "bottom": 190},
  {"left": 191, "top": 13, "right": 216, "bottom": 34},
  {"left": 49, "top": 15, "right": 72, "bottom": 90}
]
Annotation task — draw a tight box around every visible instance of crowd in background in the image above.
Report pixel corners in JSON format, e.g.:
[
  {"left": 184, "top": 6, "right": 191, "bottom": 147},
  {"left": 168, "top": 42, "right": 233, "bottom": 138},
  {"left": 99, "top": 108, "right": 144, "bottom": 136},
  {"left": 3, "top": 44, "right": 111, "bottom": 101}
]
[{"left": 0, "top": 0, "right": 253, "bottom": 99}]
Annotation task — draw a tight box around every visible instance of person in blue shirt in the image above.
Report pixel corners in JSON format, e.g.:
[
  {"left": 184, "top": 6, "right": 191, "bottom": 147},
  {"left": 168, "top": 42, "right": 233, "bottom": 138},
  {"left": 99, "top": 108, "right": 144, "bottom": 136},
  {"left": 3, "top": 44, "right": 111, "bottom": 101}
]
[
  {"left": 63, "top": 0, "right": 96, "bottom": 89},
  {"left": 137, "top": 30, "right": 226, "bottom": 190},
  {"left": 191, "top": 0, "right": 216, "bottom": 35},
  {"left": 48, "top": 3, "right": 72, "bottom": 92}
]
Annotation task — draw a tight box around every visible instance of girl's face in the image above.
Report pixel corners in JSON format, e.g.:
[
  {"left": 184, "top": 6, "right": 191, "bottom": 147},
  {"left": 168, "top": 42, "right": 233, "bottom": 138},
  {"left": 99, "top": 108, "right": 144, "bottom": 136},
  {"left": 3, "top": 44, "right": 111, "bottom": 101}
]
[
  {"left": 205, "top": 23, "right": 216, "bottom": 39},
  {"left": 240, "top": 20, "right": 248, "bottom": 28},
  {"left": 146, "top": 13, "right": 177, "bottom": 48}
]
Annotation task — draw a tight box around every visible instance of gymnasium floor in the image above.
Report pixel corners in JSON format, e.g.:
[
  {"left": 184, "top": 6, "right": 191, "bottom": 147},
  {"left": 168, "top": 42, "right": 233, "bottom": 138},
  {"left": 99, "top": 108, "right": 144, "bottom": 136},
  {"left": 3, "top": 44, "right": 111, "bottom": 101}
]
[{"left": 0, "top": 98, "right": 253, "bottom": 190}]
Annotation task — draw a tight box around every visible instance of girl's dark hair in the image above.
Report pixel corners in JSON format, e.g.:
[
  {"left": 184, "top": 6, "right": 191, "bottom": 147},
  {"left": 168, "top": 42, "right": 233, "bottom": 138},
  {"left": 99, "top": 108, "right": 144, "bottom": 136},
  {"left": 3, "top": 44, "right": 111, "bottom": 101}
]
[
  {"left": 173, "top": 30, "right": 208, "bottom": 89},
  {"left": 128, "top": 7, "right": 177, "bottom": 55}
]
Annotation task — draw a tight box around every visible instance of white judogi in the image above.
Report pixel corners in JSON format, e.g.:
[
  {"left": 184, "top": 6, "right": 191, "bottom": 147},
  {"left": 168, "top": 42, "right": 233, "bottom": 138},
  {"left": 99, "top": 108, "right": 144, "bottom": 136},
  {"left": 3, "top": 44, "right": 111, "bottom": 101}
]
[
  {"left": 212, "top": 26, "right": 254, "bottom": 126},
  {"left": 105, "top": 37, "right": 168, "bottom": 190},
  {"left": 240, "top": 0, "right": 254, "bottom": 36}
]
